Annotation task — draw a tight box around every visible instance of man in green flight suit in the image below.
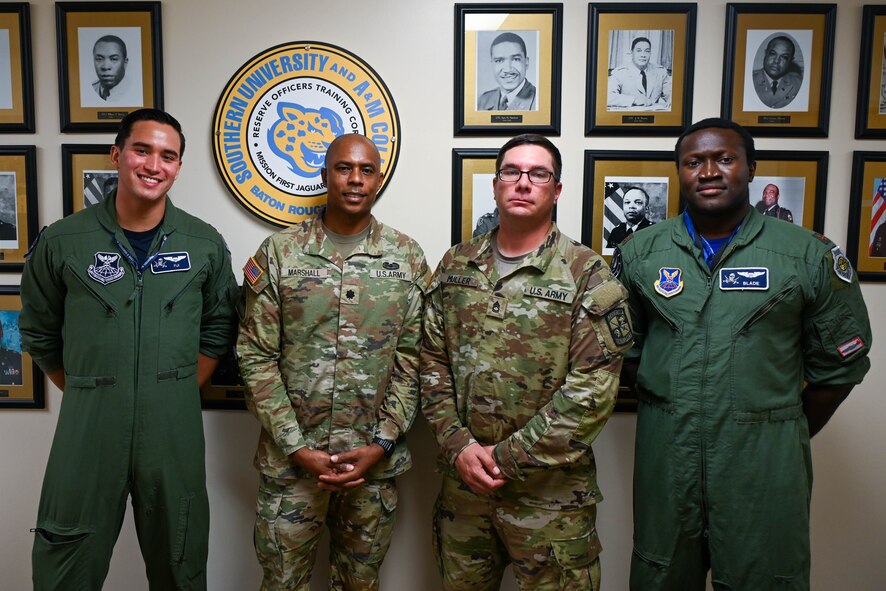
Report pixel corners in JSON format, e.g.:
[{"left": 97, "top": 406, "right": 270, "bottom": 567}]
[
  {"left": 422, "top": 134, "right": 633, "bottom": 590},
  {"left": 615, "top": 118, "right": 872, "bottom": 590},
  {"left": 21, "top": 109, "right": 238, "bottom": 590},
  {"left": 237, "top": 134, "right": 429, "bottom": 590}
]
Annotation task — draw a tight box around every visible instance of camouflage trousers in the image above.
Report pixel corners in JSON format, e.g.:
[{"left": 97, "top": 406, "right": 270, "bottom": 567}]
[
  {"left": 433, "top": 475, "right": 602, "bottom": 591},
  {"left": 254, "top": 474, "right": 397, "bottom": 591}
]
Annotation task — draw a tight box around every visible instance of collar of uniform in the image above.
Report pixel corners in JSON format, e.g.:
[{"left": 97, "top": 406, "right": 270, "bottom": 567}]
[
  {"left": 672, "top": 207, "right": 764, "bottom": 251},
  {"left": 94, "top": 190, "right": 179, "bottom": 238},
  {"left": 304, "top": 207, "right": 382, "bottom": 258},
  {"left": 468, "top": 222, "right": 561, "bottom": 275}
]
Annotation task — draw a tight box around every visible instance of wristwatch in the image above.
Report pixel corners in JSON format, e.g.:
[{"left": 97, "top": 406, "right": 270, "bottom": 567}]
[{"left": 371, "top": 436, "right": 395, "bottom": 457}]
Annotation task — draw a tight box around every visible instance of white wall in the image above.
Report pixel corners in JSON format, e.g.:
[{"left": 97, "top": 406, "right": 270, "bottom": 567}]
[{"left": 1, "top": 1, "right": 883, "bottom": 589}]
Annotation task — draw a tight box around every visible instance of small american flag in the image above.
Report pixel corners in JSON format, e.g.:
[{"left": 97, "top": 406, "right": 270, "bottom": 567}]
[
  {"left": 870, "top": 177, "right": 886, "bottom": 255},
  {"left": 243, "top": 257, "right": 264, "bottom": 285}
]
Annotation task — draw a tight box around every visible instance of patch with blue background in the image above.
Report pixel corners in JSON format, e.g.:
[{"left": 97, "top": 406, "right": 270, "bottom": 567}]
[
  {"left": 719, "top": 267, "right": 768, "bottom": 290},
  {"left": 151, "top": 252, "right": 191, "bottom": 274}
]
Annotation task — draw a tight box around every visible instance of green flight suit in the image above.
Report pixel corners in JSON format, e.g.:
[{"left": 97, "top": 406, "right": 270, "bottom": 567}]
[
  {"left": 21, "top": 194, "right": 238, "bottom": 591},
  {"left": 617, "top": 209, "right": 872, "bottom": 590}
]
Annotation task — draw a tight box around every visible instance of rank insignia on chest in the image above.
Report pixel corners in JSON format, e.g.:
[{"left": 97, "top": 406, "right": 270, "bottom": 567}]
[
  {"left": 342, "top": 286, "right": 359, "bottom": 305},
  {"left": 653, "top": 267, "right": 683, "bottom": 298},
  {"left": 487, "top": 295, "right": 507, "bottom": 319},
  {"left": 831, "top": 247, "right": 853, "bottom": 283},
  {"left": 719, "top": 267, "right": 769, "bottom": 290},
  {"left": 151, "top": 252, "right": 191, "bottom": 274},
  {"left": 88, "top": 252, "right": 125, "bottom": 285}
]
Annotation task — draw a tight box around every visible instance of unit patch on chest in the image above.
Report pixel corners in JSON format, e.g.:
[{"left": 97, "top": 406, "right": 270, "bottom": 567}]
[
  {"left": 653, "top": 267, "right": 683, "bottom": 298},
  {"left": 151, "top": 252, "right": 191, "bottom": 274},
  {"left": 88, "top": 252, "right": 125, "bottom": 285},
  {"left": 719, "top": 267, "right": 769, "bottom": 290}
]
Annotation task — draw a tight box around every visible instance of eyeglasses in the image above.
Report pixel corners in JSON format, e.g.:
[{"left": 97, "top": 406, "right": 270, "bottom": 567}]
[{"left": 496, "top": 168, "right": 557, "bottom": 185}]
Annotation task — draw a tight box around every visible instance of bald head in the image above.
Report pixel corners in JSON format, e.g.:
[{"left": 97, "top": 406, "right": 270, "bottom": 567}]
[{"left": 324, "top": 134, "right": 381, "bottom": 170}]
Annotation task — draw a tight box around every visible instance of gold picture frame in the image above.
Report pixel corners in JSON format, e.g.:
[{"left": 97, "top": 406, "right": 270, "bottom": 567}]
[
  {"left": 0, "top": 286, "right": 44, "bottom": 409},
  {"left": 200, "top": 345, "right": 246, "bottom": 410},
  {"left": 847, "top": 151, "right": 886, "bottom": 281},
  {"left": 854, "top": 5, "right": 886, "bottom": 139},
  {"left": 61, "top": 144, "right": 115, "bottom": 216},
  {"left": 0, "top": 145, "right": 37, "bottom": 272},
  {"left": 0, "top": 3, "right": 34, "bottom": 133},
  {"left": 751, "top": 150, "right": 828, "bottom": 232}
]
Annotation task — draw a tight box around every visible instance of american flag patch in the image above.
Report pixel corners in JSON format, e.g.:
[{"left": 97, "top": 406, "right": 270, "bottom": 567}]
[
  {"left": 243, "top": 257, "right": 265, "bottom": 285},
  {"left": 837, "top": 337, "right": 864, "bottom": 358}
]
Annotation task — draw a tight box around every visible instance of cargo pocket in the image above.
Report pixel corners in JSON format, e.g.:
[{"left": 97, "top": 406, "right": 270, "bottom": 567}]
[
  {"left": 32, "top": 525, "right": 93, "bottom": 589},
  {"left": 171, "top": 494, "right": 193, "bottom": 564},
  {"left": 368, "top": 482, "right": 398, "bottom": 561},
  {"left": 551, "top": 529, "right": 603, "bottom": 591}
]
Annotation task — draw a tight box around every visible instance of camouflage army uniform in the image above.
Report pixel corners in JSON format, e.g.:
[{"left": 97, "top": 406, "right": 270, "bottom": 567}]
[
  {"left": 237, "top": 212, "right": 429, "bottom": 591},
  {"left": 421, "top": 225, "right": 632, "bottom": 591}
]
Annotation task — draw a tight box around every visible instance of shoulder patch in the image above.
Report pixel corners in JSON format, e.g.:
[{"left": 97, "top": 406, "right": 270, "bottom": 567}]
[
  {"left": 830, "top": 246, "right": 853, "bottom": 283},
  {"left": 610, "top": 247, "right": 623, "bottom": 278},
  {"left": 243, "top": 256, "right": 267, "bottom": 292},
  {"left": 25, "top": 226, "right": 47, "bottom": 259},
  {"left": 582, "top": 279, "right": 629, "bottom": 316}
]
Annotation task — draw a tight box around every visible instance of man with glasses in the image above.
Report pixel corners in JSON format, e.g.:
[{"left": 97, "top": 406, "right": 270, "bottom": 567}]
[{"left": 422, "top": 134, "right": 632, "bottom": 590}]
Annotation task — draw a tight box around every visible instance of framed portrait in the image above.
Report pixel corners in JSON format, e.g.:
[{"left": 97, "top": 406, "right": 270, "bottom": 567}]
[
  {"left": 55, "top": 2, "right": 163, "bottom": 132},
  {"left": 585, "top": 3, "right": 696, "bottom": 135},
  {"left": 0, "top": 286, "right": 44, "bottom": 409},
  {"left": 854, "top": 5, "right": 886, "bottom": 139},
  {"left": 751, "top": 150, "right": 828, "bottom": 232},
  {"left": 451, "top": 148, "right": 558, "bottom": 245},
  {"left": 0, "top": 145, "right": 37, "bottom": 272},
  {"left": 847, "top": 151, "right": 886, "bottom": 282},
  {"left": 721, "top": 3, "right": 836, "bottom": 137},
  {"left": 0, "top": 3, "right": 34, "bottom": 133},
  {"left": 454, "top": 3, "right": 562, "bottom": 136},
  {"left": 200, "top": 344, "right": 246, "bottom": 410},
  {"left": 581, "top": 150, "right": 681, "bottom": 262},
  {"left": 61, "top": 144, "right": 116, "bottom": 216}
]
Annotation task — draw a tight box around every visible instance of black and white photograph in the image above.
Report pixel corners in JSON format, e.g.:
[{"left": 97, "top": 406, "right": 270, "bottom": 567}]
[
  {"left": 743, "top": 30, "right": 811, "bottom": 112},
  {"left": 0, "top": 28, "right": 11, "bottom": 110},
  {"left": 77, "top": 27, "right": 143, "bottom": 108},
  {"left": 0, "top": 171, "right": 18, "bottom": 249},
  {"left": 749, "top": 176, "right": 805, "bottom": 225},
  {"left": 82, "top": 170, "right": 117, "bottom": 209},
  {"left": 606, "top": 29, "right": 673, "bottom": 111},
  {"left": 602, "top": 176, "right": 667, "bottom": 255},
  {"left": 470, "top": 171, "right": 498, "bottom": 237},
  {"left": 0, "top": 309, "right": 22, "bottom": 386},
  {"left": 476, "top": 30, "right": 539, "bottom": 112}
]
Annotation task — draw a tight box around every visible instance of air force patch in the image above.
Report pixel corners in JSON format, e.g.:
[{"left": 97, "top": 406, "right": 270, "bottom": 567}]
[
  {"left": 151, "top": 252, "right": 191, "bottom": 274},
  {"left": 719, "top": 267, "right": 769, "bottom": 290},
  {"left": 654, "top": 267, "right": 683, "bottom": 298},
  {"left": 88, "top": 252, "right": 125, "bottom": 285},
  {"left": 831, "top": 246, "right": 852, "bottom": 283}
]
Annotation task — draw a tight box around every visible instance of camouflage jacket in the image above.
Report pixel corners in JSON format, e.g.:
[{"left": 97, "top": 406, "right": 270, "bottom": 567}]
[
  {"left": 421, "top": 224, "right": 632, "bottom": 504},
  {"left": 237, "top": 214, "right": 430, "bottom": 480}
]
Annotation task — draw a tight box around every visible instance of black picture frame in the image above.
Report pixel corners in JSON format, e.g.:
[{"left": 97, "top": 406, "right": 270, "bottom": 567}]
[
  {"left": 847, "top": 151, "right": 886, "bottom": 281},
  {"left": 0, "top": 3, "right": 34, "bottom": 133},
  {"left": 0, "top": 144, "right": 37, "bottom": 272},
  {"left": 721, "top": 3, "right": 836, "bottom": 137},
  {"left": 200, "top": 344, "right": 246, "bottom": 411},
  {"left": 585, "top": 2, "right": 697, "bottom": 136},
  {"left": 0, "top": 285, "right": 44, "bottom": 409},
  {"left": 854, "top": 5, "right": 886, "bottom": 139},
  {"left": 61, "top": 143, "right": 115, "bottom": 217},
  {"left": 454, "top": 3, "right": 563, "bottom": 136},
  {"left": 55, "top": 1, "right": 163, "bottom": 133},
  {"left": 752, "top": 150, "right": 828, "bottom": 232}
]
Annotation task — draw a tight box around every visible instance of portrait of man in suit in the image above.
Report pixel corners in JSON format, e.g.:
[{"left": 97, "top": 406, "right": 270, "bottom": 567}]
[
  {"left": 78, "top": 28, "right": 144, "bottom": 108},
  {"left": 751, "top": 34, "right": 804, "bottom": 109},
  {"left": 477, "top": 31, "right": 538, "bottom": 112},
  {"left": 607, "top": 186, "right": 655, "bottom": 248}
]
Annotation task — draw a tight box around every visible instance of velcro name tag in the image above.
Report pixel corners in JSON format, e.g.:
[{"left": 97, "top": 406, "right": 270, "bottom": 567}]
[
  {"left": 523, "top": 285, "right": 574, "bottom": 304},
  {"left": 284, "top": 268, "right": 329, "bottom": 278},
  {"left": 719, "top": 267, "right": 769, "bottom": 290},
  {"left": 372, "top": 269, "right": 408, "bottom": 280},
  {"left": 442, "top": 274, "right": 479, "bottom": 288},
  {"left": 151, "top": 252, "right": 191, "bottom": 274}
]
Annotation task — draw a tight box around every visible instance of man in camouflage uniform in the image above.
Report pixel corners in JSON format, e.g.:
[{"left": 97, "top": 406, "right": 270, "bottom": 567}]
[
  {"left": 422, "top": 134, "right": 633, "bottom": 591},
  {"left": 237, "top": 134, "right": 429, "bottom": 591}
]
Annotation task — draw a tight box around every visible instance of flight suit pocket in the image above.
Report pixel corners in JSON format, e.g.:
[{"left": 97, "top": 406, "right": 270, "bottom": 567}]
[
  {"left": 32, "top": 524, "right": 94, "bottom": 589},
  {"left": 171, "top": 494, "right": 193, "bottom": 564},
  {"left": 158, "top": 264, "right": 207, "bottom": 371},
  {"left": 64, "top": 265, "right": 120, "bottom": 377}
]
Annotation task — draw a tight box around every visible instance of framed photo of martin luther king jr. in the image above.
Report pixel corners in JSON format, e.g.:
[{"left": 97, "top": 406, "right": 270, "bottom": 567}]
[
  {"left": 0, "top": 3, "right": 35, "bottom": 133},
  {"left": 854, "top": 5, "right": 886, "bottom": 139},
  {"left": 454, "top": 3, "right": 562, "bottom": 136},
  {"left": 0, "top": 286, "right": 44, "bottom": 409},
  {"left": 585, "top": 3, "right": 697, "bottom": 136},
  {"left": 721, "top": 3, "right": 836, "bottom": 137},
  {"left": 0, "top": 145, "right": 37, "bottom": 273},
  {"left": 56, "top": 2, "right": 163, "bottom": 132}
]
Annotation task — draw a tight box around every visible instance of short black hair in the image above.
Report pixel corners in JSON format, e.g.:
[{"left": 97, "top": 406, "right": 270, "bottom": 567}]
[
  {"left": 496, "top": 134, "right": 562, "bottom": 180},
  {"left": 674, "top": 117, "right": 755, "bottom": 166},
  {"left": 624, "top": 186, "right": 650, "bottom": 206},
  {"left": 115, "top": 109, "right": 186, "bottom": 158},
  {"left": 490, "top": 32, "right": 527, "bottom": 57},
  {"left": 767, "top": 35, "right": 796, "bottom": 59},
  {"left": 631, "top": 37, "right": 652, "bottom": 51},
  {"left": 94, "top": 35, "right": 127, "bottom": 60}
]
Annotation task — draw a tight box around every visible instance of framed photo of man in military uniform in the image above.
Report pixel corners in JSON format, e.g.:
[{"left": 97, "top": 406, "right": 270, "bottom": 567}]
[
  {"left": 0, "top": 286, "right": 43, "bottom": 409},
  {"left": 721, "top": 4, "right": 836, "bottom": 137},
  {"left": 751, "top": 150, "right": 829, "bottom": 232},
  {"left": 454, "top": 3, "right": 562, "bottom": 135},
  {"left": 56, "top": 2, "right": 162, "bottom": 132},
  {"left": 0, "top": 3, "right": 34, "bottom": 133},
  {"left": 585, "top": 3, "right": 696, "bottom": 135},
  {"left": 847, "top": 151, "right": 886, "bottom": 281},
  {"left": 854, "top": 5, "right": 886, "bottom": 139},
  {"left": 61, "top": 144, "right": 115, "bottom": 216},
  {"left": 0, "top": 145, "right": 36, "bottom": 273}
]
